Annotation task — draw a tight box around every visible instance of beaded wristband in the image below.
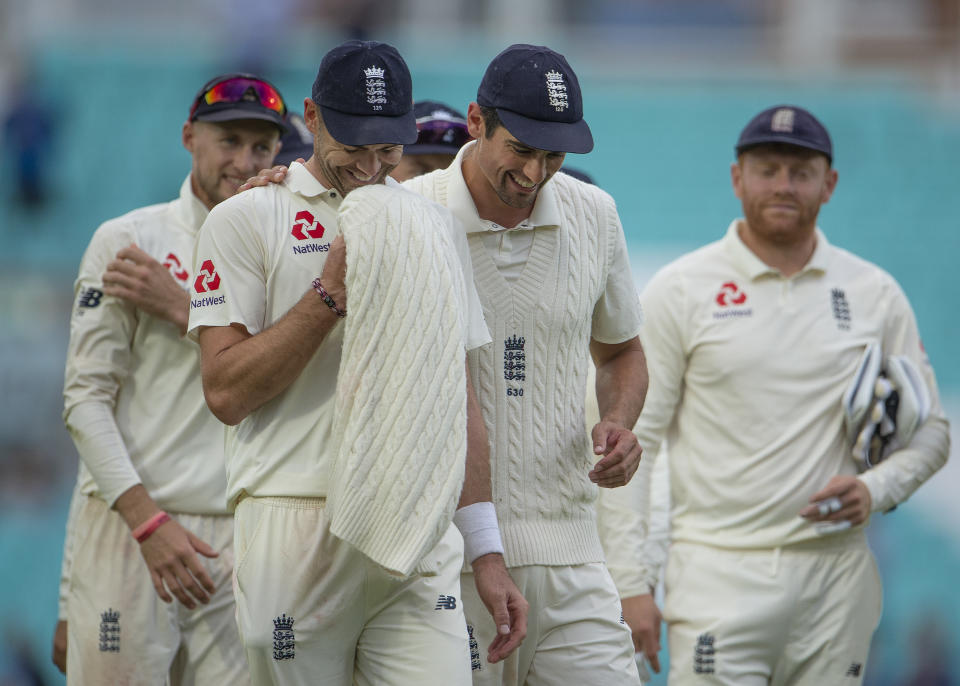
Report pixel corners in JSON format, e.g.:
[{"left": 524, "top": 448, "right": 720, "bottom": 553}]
[
  {"left": 311, "top": 278, "right": 346, "bottom": 317},
  {"left": 132, "top": 511, "right": 171, "bottom": 543}
]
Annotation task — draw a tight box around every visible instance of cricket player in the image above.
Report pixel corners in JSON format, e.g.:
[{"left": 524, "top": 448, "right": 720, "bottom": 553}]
[
  {"left": 598, "top": 105, "right": 950, "bottom": 685},
  {"left": 189, "top": 40, "right": 525, "bottom": 685},
  {"left": 61, "top": 73, "right": 286, "bottom": 684},
  {"left": 390, "top": 99, "right": 473, "bottom": 181},
  {"left": 403, "top": 44, "right": 648, "bottom": 685}
]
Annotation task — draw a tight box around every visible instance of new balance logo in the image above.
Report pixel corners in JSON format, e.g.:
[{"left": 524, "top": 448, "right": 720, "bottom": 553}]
[
  {"left": 846, "top": 662, "right": 862, "bottom": 677},
  {"left": 435, "top": 595, "right": 457, "bottom": 610},
  {"left": 693, "top": 633, "right": 715, "bottom": 674},
  {"left": 98, "top": 608, "right": 120, "bottom": 653},
  {"left": 78, "top": 287, "right": 103, "bottom": 308},
  {"left": 273, "top": 614, "right": 295, "bottom": 661}
]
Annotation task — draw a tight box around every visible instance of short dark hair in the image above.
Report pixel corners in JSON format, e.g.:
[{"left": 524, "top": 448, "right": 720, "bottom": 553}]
[{"left": 479, "top": 106, "right": 501, "bottom": 139}]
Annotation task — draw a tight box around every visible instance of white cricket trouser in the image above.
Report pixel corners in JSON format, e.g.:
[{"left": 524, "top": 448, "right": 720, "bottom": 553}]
[
  {"left": 462, "top": 562, "right": 641, "bottom": 686},
  {"left": 66, "top": 495, "right": 247, "bottom": 686},
  {"left": 663, "top": 534, "right": 882, "bottom": 685},
  {"left": 233, "top": 495, "right": 471, "bottom": 686}
]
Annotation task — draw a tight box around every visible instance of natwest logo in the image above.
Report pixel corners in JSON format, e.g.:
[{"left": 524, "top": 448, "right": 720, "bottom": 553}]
[
  {"left": 715, "top": 281, "right": 747, "bottom": 307},
  {"left": 163, "top": 253, "right": 189, "bottom": 282},
  {"left": 194, "top": 259, "right": 221, "bottom": 293},
  {"left": 291, "top": 210, "right": 326, "bottom": 240}
]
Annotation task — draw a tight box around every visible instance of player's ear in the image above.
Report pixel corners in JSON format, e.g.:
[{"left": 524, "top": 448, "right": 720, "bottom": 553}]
[
  {"left": 730, "top": 160, "right": 744, "bottom": 200},
  {"left": 466, "top": 102, "right": 484, "bottom": 140},
  {"left": 182, "top": 121, "right": 195, "bottom": 153},
  {"left": 303, "top": 99, "right": 320, "bottom": 136},
  {"left": 820, "top": 167, "right": 838, "bottom": 205}
]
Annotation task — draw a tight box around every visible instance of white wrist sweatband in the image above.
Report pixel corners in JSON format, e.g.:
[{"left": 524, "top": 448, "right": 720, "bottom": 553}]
[{"left": 453, "top": 501, "right": 504, "bottom": 563}]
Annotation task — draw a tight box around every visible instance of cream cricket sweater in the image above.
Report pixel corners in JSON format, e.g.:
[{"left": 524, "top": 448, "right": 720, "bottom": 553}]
[
  {"left": 326, "top": 184, "right": 469, "bottom": 576},
  {"left": 407, "top": 157, "right": 642, "bottom": 567}
]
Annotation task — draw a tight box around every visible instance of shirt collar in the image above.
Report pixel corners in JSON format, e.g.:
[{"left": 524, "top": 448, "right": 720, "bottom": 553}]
[
  {"left": 447, "top": 141, "right": 562, "bottom": 234},
  {"left": 179, "top": 175, "right": 211, "bottom": 234},
  {"left": 284, "top": 161, "right": 341, "bottom": 203},
  {"left": 723, "top": 219, "right": 832, "bottom": 279},
  {"left": 283, "top": 161, "right": 403, "bottom": 202}
]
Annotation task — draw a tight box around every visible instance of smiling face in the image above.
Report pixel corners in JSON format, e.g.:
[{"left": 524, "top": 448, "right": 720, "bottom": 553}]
[
  {"left": 183, "top": 119, "right": 281, "bottom": 209},
  {"left": 731, "top": 144, "right": 838, "bottom": 248},
  {"left": 301, "top": 99, "right": 403, "bottom": 196},
  {"left": 462, "top": 102, "right": 566, "bottom": 226}
]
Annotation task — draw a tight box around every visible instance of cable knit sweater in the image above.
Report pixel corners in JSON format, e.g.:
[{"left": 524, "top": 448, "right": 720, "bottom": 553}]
[
  {"left": 327, "top": 184, "right": 469, "bottom": 576},
  {"left": 407, "top": 166, "right": 634, "bottom": 567}
]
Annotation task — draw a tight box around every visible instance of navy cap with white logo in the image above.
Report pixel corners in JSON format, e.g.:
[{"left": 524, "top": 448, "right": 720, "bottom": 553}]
[
  {"left": 477, "top": 44, "right": 593, "bottom": 154},
  {"left": 311, "top": 40, "right": 417, "bottom": 146},
  {"left": 735, "top": 105, "right": 833, "bottom": 162}
]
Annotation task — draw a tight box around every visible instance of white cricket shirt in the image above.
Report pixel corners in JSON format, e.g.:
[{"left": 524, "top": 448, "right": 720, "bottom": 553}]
[
  {"left": 63, "top": 176, "right": 229, "bottom": 514},
  {"left": 632, "top": 220, "right": 949, "bottom": 551},
  {"left": 188, "top": 162, "right": 489, "bottom": 507}
]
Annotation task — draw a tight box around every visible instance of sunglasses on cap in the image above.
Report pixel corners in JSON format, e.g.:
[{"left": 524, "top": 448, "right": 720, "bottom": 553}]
[
  {"left": 189, "top": 76, "right": 287, "bottom": 120},
  {"left": 415, "top": 118, "right": 472, "bottom": 148}
]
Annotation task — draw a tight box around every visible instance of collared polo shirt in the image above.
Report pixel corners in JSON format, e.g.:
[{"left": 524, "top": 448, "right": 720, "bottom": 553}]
[
  {"left": 632, "top": 219, "right": 948, "bottom": 549},
  {"left": 64, "top": 176, "right": 230, "bottom": 514},
  {"left": 189, "top": 162, "right": 488, "bottom": 507}
]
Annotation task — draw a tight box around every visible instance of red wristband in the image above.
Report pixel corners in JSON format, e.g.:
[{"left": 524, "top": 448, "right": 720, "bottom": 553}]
[{"left": 132, "top": 511, "right": 170, "bottom": 543}]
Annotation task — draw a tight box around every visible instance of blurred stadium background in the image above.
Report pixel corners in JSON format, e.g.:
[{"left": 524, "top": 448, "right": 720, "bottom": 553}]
[{"left": 1, "top": 1, "right": 958, "bottom": 683}]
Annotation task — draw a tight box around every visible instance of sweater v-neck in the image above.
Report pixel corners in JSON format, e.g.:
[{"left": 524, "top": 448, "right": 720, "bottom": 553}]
[{"left": 469, "top": 223, "right": 560, "bottom": 322}]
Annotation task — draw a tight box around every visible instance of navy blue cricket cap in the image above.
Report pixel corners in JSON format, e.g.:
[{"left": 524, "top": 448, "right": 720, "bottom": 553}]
[
  {"left": 408, "top": 100, "right": 471, "bottom": 155},
  {"left": 311, "top": 40, "right": 417, "bottom": 146},
  {"left": 735, "top": 105, "right": 833, "bottom": 162},
  {"left": 477, "top": 44, "right": 593, "bottom": 154}
]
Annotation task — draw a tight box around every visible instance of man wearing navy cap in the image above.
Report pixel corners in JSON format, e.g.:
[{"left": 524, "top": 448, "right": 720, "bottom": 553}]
[
  {"left": 391, "top": 100, "right": 473, "bottom": 181},
  {"left": 598, "top": 105, "right": 950, "bottom": 684},
  {"left": 404, "top": 44, "right": 647, "bottom": 685},
  {"left": 61, "top": 72, "right": 285, "bottom": 684},
  {"left": 190, "top": 40, "right": 525, "bottom": 685}
]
